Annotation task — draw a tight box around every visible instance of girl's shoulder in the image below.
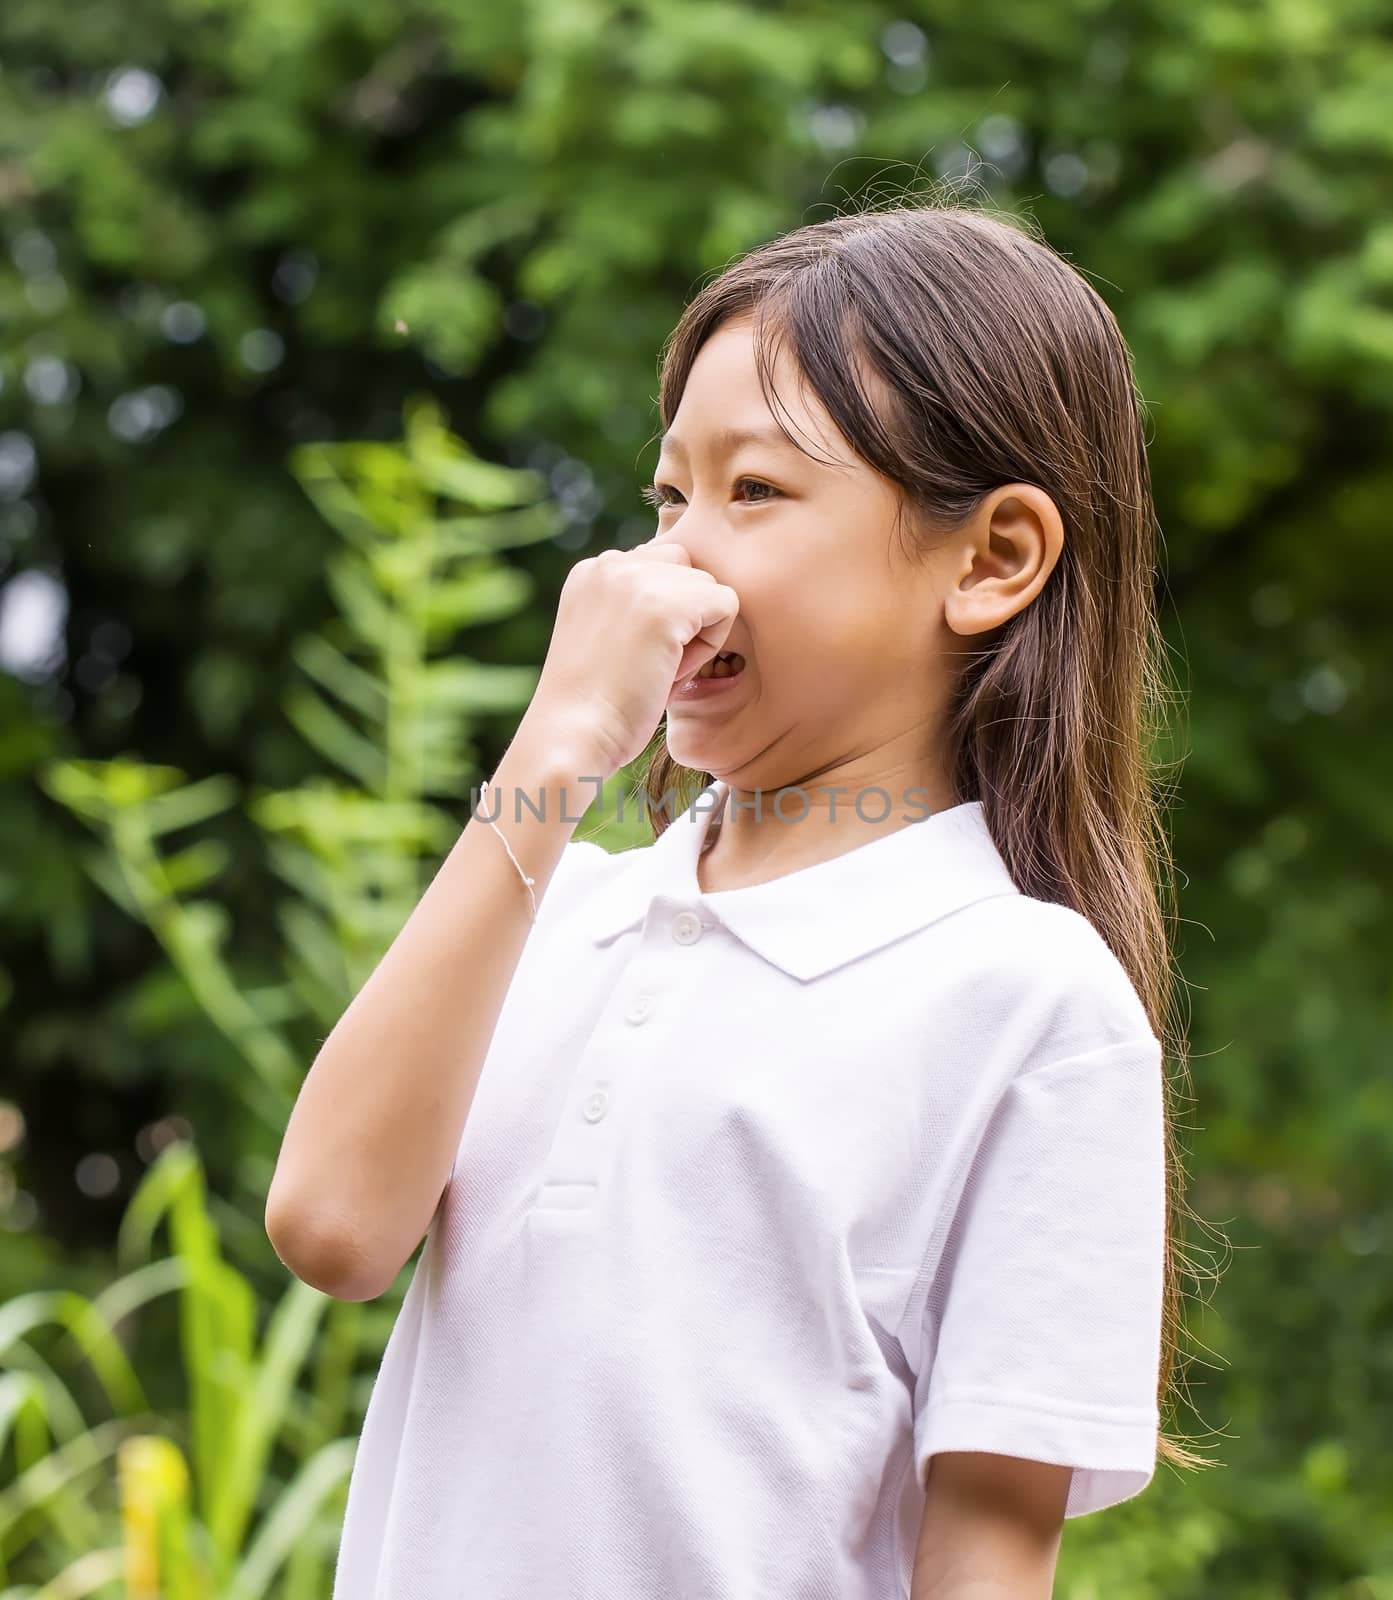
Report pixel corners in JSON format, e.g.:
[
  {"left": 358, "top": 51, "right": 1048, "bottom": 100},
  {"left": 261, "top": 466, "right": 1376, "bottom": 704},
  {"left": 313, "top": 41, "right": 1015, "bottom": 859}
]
[
  {"left": 532, "top": 834, "right": 638, "bottom": 932},
  {"left": 942, "top": 889, "right": 1160, "bottom": 1059}
]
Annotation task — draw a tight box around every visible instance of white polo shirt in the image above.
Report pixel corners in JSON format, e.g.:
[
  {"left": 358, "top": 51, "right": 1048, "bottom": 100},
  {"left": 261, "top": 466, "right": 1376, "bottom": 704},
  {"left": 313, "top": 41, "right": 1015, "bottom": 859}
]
[{"left": 330, "top": 779, "right": 1167, "bottom": 1600}]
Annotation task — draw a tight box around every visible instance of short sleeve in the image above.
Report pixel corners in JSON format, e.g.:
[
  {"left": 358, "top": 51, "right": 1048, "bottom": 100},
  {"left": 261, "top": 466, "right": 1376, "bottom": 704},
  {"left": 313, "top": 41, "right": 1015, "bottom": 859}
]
[
  {"left": 531, "top": 837, "right": 620, "bottom": 934},
  {"left": 911, "top": 1034, "right": 1167, "bottom": 1518}
]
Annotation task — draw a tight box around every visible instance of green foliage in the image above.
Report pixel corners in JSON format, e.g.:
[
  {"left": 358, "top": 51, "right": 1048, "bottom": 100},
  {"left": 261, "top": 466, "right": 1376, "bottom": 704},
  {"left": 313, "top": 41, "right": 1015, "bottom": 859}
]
[
  {"left": 34, "top": 400, "right": 632, "bottom": 1199},
  {"left": 0, "top": 1138, "right": 359, "bottom": 1595},
  {"left": 11, "top": 404, "right": 645, "bottom": 1592}
]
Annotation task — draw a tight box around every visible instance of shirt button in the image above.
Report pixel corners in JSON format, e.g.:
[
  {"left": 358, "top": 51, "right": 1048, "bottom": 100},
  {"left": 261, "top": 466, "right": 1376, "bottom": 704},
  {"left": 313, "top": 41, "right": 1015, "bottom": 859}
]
[
  {"left": 582, "top": 1089, "right": 609, "bottom": 1122},
  {"left": 671, "top": 911, "right": 704, "bottom": 945},
  {"left": 625, "top": 994, "right": 655, "bottom": 1025}
]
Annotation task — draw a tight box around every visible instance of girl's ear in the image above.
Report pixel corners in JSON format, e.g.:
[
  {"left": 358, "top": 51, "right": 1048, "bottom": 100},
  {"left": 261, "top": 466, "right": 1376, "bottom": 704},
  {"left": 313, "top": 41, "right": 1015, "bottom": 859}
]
[{"left": 942, "top": 484, "right": 1065, "bottom": 637}]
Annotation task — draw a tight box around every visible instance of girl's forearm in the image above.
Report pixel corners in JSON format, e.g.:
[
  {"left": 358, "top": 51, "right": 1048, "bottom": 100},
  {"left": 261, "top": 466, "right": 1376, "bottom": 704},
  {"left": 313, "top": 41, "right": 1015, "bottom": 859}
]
[{"left": 264, "top": 718, "right": 597, "bottom": 1300}]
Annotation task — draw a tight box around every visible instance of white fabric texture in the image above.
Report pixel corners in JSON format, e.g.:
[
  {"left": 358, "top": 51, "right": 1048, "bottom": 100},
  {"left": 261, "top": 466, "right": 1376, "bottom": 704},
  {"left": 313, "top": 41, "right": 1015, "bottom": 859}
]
[{"left": 329, "top": 778, "right": 1168, "bottom": 1600}]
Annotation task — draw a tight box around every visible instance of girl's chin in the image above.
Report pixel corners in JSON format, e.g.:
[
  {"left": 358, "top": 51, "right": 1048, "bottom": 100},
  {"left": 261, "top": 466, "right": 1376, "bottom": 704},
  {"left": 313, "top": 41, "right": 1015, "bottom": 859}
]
[{"left": 663, "top": 728, "right": 733, "bottom": 766}]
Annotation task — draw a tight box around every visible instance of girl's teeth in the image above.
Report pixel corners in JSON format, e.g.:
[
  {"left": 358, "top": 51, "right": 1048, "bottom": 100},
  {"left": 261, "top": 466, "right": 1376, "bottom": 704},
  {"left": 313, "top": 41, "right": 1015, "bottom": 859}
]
[{"left": 696, "top": 652, "right": 744, "bottom": 681}]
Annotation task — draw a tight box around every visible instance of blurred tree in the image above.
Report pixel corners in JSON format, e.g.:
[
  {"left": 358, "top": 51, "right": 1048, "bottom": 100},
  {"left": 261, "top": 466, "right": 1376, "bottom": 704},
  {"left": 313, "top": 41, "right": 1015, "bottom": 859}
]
[
  {"left": 37, "top": 396, "right": 635, "bottom": 1232},
  {"left": 0, "top": 1138, "right": 363, "bottom": 1594}
]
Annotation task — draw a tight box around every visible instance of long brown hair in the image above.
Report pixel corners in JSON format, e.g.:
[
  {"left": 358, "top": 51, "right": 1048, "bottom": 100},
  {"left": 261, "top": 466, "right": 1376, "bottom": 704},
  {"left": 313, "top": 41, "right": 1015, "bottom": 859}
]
[{"left": 639, "top": 193, "right": 1217, "bottom": 1479}]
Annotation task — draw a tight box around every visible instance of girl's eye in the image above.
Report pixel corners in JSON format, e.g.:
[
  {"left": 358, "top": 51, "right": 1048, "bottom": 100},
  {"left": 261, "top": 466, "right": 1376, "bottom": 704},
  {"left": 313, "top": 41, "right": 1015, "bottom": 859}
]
[{"left": 640, "top": 477, "right": 780, "bottom": 510}]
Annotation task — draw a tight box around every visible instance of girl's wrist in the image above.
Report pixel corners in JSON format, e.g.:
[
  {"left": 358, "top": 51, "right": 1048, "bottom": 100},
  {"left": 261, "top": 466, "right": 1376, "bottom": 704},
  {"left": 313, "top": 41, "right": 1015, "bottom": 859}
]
[{"left": 484, "top": 717, "right": 610, "bottom": 827}]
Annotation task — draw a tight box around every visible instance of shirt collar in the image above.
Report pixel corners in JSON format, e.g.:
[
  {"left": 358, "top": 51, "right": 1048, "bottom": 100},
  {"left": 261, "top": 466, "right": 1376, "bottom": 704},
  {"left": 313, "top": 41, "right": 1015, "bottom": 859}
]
[{"left": 584, "top": 778, "right": 1021, "bottom": 982}]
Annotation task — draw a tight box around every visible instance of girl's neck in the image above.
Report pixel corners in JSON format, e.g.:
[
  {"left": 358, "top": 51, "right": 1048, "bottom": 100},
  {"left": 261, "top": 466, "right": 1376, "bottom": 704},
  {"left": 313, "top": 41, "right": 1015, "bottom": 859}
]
[{"left": 693, "top": 769, "right": 960, "bottom": 895}]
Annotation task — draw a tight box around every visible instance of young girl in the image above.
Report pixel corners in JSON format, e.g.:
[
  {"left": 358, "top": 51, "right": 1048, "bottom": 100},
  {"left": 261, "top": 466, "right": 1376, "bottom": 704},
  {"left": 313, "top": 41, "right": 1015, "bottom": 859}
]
[{"left": 268, "top": 199, "right": 1204, "bottom": 1599}]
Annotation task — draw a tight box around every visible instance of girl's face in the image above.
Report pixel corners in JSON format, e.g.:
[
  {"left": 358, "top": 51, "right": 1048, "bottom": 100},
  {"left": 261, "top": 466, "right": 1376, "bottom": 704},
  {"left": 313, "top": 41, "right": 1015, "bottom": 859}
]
[{"left": 648, "top": 314, "right": 963, "bottom": 798}]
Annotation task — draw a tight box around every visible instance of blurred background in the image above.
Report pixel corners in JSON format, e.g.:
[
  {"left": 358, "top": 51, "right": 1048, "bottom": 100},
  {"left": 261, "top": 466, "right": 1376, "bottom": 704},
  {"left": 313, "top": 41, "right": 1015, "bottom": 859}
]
[{"left": 1, "top": 0, "right": 1389, "bottom": 1593}]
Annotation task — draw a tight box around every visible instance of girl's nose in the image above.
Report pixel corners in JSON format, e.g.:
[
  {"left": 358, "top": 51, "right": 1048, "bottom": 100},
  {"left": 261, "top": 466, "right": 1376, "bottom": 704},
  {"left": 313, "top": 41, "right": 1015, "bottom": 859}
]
[
  {"left": 654, "top": 529, "right": 722, "bottom": 581},
  {"left": 652, "top": 508, "right": 721, "bottom": 568}
]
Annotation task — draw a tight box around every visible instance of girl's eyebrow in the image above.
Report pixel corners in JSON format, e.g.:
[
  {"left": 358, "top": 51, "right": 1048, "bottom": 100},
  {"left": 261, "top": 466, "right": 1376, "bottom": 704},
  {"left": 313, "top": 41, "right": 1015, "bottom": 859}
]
[{"left": 659, "top": 424, "right": 802, "bottom": 461}]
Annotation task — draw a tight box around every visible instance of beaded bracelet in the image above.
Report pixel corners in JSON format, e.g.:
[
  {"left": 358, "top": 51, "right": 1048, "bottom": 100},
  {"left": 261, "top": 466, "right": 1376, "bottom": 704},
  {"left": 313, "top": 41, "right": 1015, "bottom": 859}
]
[{"left": 476, "top": 775, "right": 538, "bottom": 924}]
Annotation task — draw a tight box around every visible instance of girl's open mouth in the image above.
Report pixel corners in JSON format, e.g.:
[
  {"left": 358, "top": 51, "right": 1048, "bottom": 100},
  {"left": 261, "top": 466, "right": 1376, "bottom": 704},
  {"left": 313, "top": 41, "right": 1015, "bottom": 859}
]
[
  {"left": 668, "top": 651, "right": 747, "bottom": 707},
  {"left": 693, "top": 651, "right": 745, "bottom": 681}
]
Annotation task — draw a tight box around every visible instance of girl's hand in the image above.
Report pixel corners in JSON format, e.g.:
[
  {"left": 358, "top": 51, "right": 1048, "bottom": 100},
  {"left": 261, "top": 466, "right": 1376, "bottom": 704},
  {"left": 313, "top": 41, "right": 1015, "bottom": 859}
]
[{"left": 520, "top": 540, "right": 741, "bottom": 781}]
